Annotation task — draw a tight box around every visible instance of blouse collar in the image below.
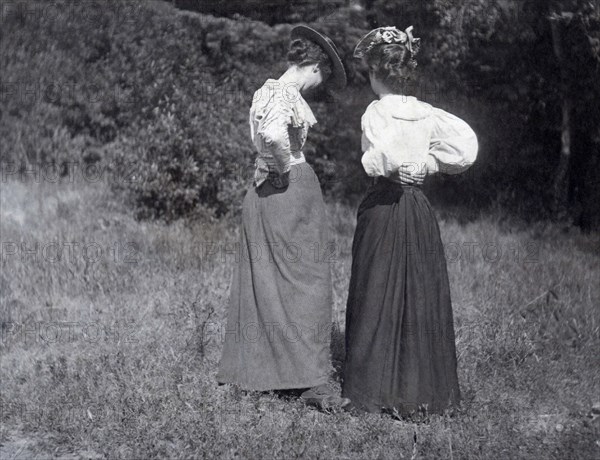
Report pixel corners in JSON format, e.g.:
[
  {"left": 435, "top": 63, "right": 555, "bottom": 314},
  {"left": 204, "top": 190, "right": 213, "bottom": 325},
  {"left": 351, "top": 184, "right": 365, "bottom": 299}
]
[
  {"left": 264, "top": 79, "right": 317, "bottom": 127},
  {"left": 374, "top": 94, "right": 432, "bottom": 121},
  {"left": 378, "top": 93, "right": 417, "bottom": 102}
]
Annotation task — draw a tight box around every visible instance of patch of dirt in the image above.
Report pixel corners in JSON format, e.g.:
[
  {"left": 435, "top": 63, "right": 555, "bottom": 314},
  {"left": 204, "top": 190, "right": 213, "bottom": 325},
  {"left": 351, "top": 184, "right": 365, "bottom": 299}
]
[{"left": 0, "top": 429, "right": 102, "bottom": 460}]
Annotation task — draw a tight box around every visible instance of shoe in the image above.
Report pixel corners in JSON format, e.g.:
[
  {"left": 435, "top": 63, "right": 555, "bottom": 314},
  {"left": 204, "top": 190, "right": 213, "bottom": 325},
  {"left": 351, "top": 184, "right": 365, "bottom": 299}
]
[
  {"left": 341, "top": 400, "right": 361, "bottom": 415},
  {"left": 300, "top": 384, "right": 351, "bottom": 411}
]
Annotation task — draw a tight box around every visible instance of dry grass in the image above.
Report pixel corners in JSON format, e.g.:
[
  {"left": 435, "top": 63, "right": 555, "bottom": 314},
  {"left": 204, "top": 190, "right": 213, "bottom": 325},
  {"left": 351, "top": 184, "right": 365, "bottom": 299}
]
[{"left": 1, "top": 179, "right": 599, "bottom": 459}]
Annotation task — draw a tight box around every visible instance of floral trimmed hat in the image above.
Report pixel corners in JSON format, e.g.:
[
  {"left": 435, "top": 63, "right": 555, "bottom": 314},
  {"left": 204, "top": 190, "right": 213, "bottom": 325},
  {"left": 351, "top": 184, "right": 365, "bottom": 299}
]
[{"left": 353, "top": 26, "right": 421, "bottom": 59}]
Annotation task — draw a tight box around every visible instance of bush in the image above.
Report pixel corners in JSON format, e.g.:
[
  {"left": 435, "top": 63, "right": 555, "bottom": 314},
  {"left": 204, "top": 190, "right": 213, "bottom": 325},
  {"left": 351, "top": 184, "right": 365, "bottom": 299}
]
[
  {"left": 5, "top": 0, "right": 593, "bottom": 225},
  {"left": 1, "top": 0, "right": 372, "bottom": 220},
  {"left": 173, "top": 0, "right": 349, "bottom": 25}
]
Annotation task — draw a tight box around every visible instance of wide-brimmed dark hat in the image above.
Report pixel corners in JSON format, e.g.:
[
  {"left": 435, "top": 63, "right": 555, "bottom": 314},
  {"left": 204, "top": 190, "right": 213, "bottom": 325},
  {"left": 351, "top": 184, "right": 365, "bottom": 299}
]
[{"left": 291, "top": 25, "right": 347, "bottom": 90}]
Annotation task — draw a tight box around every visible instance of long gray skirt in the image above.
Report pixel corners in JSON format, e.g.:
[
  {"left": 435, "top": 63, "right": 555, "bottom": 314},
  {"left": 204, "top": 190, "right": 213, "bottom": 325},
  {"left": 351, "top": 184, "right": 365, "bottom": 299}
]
[
  {"left": 216, "top": 163, "right": 332, "bottom": 391},
  {"left": 342, "top": 179, "right": 461, "bottom": 415}
]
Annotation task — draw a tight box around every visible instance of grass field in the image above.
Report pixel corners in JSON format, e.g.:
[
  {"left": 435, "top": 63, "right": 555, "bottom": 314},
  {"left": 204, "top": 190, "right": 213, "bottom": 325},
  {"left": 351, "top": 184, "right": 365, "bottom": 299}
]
[{"left": 1, "top": 178, "right": 599, "bottom": 459}]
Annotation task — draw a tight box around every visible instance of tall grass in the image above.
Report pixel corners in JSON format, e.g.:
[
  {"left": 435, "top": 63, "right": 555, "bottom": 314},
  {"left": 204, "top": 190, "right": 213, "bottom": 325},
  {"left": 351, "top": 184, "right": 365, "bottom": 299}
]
[{"left": 1, "top": 179, "right": 598, "bottom": 459}]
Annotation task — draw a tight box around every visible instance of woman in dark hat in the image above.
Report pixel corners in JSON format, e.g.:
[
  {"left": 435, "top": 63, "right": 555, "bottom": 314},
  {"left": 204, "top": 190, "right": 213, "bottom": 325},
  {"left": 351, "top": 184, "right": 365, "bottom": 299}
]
[
  {"left": 217, "top": 26, "right": 348, "bottom": 409},
  {"left": 342, "top": 26, "right": 478, "bottom": 416}
]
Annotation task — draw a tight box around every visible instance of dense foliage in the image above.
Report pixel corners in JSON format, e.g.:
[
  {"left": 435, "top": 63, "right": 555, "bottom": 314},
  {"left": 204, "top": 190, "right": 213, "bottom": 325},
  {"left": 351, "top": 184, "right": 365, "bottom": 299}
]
[
  {"left": 0, "top": 0, "right": 370, "bottom": 221},
  {"left": 1, "top": 0, "right": 598, "bottom": 227},
  {"left": 369, "top": 0, "right": 600, "bottom": 227},
  {"left": 174, "top": 0, "right": 348, "bottom": 25}
]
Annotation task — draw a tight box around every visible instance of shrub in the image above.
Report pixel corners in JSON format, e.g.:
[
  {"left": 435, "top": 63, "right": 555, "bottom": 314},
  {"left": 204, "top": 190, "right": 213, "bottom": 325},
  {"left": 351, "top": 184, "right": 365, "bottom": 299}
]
[{"left": 1, "top": 0, "right": 372, "bottom": 220}]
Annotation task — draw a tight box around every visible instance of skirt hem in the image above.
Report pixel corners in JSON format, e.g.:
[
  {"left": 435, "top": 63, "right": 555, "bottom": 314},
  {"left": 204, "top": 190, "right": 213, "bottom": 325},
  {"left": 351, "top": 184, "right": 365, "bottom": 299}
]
[{"left": 216, "top": 377, "right": 329, "bottom": 392}]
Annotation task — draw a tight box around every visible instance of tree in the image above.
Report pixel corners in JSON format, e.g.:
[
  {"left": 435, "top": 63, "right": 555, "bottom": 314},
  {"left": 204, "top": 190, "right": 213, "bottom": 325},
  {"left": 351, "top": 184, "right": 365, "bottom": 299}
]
[
  {"left": 548, "top": 1, "right": 600, "bottom": 225},
  {"left": 366, "top": 0, "right": 600, "bottom": 228}
]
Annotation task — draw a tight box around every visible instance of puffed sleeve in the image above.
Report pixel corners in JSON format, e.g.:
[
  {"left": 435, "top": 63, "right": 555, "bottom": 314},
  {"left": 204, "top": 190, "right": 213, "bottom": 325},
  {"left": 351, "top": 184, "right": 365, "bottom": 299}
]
[
  {"left": 428, "top": 108, "right": 478, "bottom": 174},
  {"left": 360, "top": 102, "right": 388, "bottom": 177},
  {"left": 254, "top": 100, "right": 293, "bottom": 175}
]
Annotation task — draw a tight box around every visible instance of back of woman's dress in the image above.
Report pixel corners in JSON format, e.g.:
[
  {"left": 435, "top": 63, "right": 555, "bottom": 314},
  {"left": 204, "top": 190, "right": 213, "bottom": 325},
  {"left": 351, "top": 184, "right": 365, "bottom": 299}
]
[
  {"left": 217, "top": 80, "right": 333, "bottom": 390},
  {"left": 342, "top": 95, "right": 478, "bottom": 415}
]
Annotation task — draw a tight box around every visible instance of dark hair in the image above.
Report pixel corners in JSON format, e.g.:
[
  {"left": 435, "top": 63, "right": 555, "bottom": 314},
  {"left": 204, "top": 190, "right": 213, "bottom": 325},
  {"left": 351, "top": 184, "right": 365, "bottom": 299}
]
[
  {"left": 365, "top": 43, "right": 417, "bottom": 94},
  {"left": 287, "top": 38, "right": 333, "bottom": 81}
]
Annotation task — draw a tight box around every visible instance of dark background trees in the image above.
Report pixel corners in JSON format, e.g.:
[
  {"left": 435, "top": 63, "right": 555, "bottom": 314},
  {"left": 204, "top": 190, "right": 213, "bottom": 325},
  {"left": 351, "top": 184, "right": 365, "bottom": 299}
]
[
  {"left": 365, "top": 0, "right": 600, "bottom": 229},
  {"left": 1, "top": 0, "right": 598, "bottom": 229},
  {"left": 161, "top": 0, "right": 600, "bottom": 229}
]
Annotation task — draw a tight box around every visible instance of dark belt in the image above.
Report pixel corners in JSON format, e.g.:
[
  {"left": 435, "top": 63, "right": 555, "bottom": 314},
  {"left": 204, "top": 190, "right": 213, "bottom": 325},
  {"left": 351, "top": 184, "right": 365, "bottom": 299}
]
[{"left": 373, "top": 176, "right": 421, "bottom": 188}]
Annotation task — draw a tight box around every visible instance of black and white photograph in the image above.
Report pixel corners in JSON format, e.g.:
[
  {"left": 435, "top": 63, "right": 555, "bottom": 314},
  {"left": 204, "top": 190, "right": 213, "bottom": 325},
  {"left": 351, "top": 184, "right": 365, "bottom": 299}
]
[{"left": 1, "top": 0, "right": 599, "bottom": 458}]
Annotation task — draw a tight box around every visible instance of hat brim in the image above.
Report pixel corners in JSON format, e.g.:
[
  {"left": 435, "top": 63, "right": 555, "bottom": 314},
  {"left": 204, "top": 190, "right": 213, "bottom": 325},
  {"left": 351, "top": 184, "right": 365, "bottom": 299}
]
[{"left": 291, "top": 25, "right": 347, "bottom": 90}]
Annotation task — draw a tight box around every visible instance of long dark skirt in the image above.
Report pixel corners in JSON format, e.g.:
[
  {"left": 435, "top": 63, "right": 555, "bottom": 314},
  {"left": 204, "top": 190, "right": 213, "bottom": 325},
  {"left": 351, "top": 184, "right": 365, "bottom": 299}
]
[
  {"left": 342, "top": 178, "right": 460, "bottom": 415},
  {"left": 216, "top": 163, "right": 332, "bottom": 391}
]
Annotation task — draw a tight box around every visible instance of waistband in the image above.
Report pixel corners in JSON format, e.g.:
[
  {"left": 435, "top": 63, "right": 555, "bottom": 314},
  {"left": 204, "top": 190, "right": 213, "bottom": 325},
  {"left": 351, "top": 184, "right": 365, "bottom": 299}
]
[
  {"left": 372, "top": 176, "right": 422, "bottom": 188},
  {"left": 258, "top": 153, "right": 306, "bottom": 168},
  {"left": 254, "top": 153, "right": 306, "bottom": 188}
]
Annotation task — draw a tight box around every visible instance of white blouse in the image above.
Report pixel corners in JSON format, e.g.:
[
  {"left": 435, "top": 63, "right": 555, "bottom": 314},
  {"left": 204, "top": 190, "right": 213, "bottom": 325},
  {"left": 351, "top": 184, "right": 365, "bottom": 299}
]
[
  {"left": 249, "top": 79, "right": 317, "bottom": 187},
  {"left": 361, "top": 95, "right": 478, "bottom": 179}
]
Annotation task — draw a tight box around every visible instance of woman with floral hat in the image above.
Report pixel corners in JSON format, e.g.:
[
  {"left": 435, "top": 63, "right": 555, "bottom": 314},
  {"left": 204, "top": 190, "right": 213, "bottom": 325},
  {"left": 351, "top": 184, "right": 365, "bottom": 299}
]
[
  {"left": 217, "top": 26, "right": 349, "bottom": 410},
  {"left": 342, "top": 26, "right": 478, "bottom": 416}
]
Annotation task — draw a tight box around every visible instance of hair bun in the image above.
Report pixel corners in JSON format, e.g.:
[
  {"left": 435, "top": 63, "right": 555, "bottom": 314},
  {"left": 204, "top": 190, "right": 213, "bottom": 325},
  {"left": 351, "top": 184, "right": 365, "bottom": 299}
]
[
  {"left": 286, "top": 38, "right": 333, "bottom": 78},
  {"left": 287, "top": 40, "right": 307, "bottom": 63},
  {"left": 365, "top": 42, "right": 417, "bottom": 93}
]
